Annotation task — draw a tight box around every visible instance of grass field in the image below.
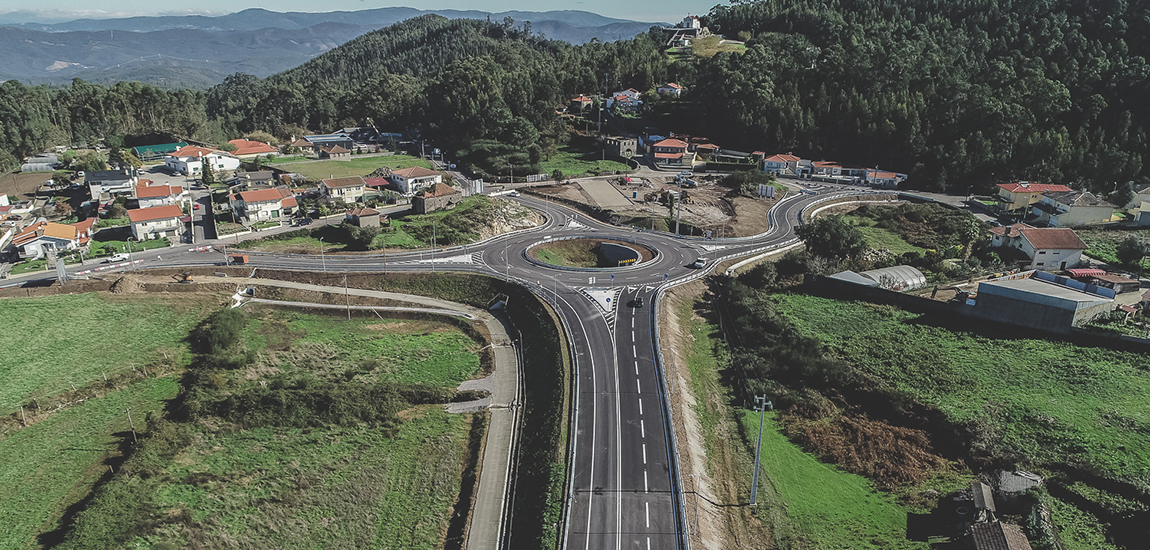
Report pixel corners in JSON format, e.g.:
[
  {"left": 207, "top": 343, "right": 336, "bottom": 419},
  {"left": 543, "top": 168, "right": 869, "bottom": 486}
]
[
  {"left": 272, "top": 155, "right": 431, "bottom": 181},
  {"left": 770, "top": 293, "right": 1150, "bottom": 482},
  {"left": 841, "top": 214, "right": 930, "bottom": 255},
  {"left": 742, "top": 410, "right": 928, "bottom": 549},
  {"left": 0, "top": 376, "right": 180, "bottom": 550},
  {"left": 0, "top": 293, "right": 201, "bottom": 415},
  {"left": 127, "top": 409, "right": 473, "bottom": 549},
  {"left": 675, "top": 298, "right": 924, "bottom": 548},
  {"left": 1076, "top": 228, "right": 1150, "bottom": 270},
  {"left": 243, "top": 309, "right": 482, "bottom": 388},
  {"left": 538, "top": 147, "right": 630, "bottom": 176}
]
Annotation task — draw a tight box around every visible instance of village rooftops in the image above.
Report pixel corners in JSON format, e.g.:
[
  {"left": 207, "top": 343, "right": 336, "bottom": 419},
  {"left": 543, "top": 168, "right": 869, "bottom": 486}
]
[
  {"left": 135, "top": 184, "right": 182, "bottom": 198},
  {"left": 969, "top": 522, "right": 1033, "bottom": 550},
  {"left": 235, "top": 188, "right": 289, "bottom": 203},
  {"left": 765, "top": 153, "right": 802, "bottom": 162},
  {"left": 346, "top": 207, "right": 379, "bottom": 216},
  {"left": 653, "top": 138, "right": 688, "bottom": 148},
  {"left": 170, "top": 145, "right": 221, "bottom": 158},
  {"left": 391, "top": 166, "right": 441, "bottom": 179},
  {"left": 997, "top": 182, "right": 1073, "bottom": 194},
  {"left": 128, "top": 204, "right": 184, "bottom": 223},
  {"left": 12, "top": 222, "right": 78, "bottom": 246},
  {"left": 988, "top": 223, "right": 1035, "bottom": 238},
  {"left": 1041, "top": 189, "right": 1115, "bottom": 207},
  {"left": 320, "top": 145, "right": 349, "bottom": 154},
  {"left": 421, "top": 182, "right": 460, "bottom": 198},
  {"left": 227, "top": 139, "right": 277, "bottom": 156},
  {"left": 1018, "top": 227, "right": 1087, "bottom": 250}
]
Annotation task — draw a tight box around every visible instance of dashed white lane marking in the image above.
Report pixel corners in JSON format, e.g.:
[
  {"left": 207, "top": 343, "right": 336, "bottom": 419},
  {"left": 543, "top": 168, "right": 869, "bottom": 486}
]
[
  {"left": 640, "top": 420, "right": 645, "bottom": 438},
  {"left": 645, "top": 502, "right": 650, "bottom": 527},
  {"left": 636, "top": 378, "right": 641, "bottom": 394},
  {"left": 635, "top": 361, "right": 639, "bottom": 375},
  {"left": 632, "top": 345, "right": 636, "bottom": 356},
  {"left": 639, "top": 398, "right": 643, "bottom": 416},
  {"left": 643, "top": 443, "right": 647, "bottom": 464},
  {"left": 647, "top": 538, "right": 650, "bottom": 550},
  {"left": 644, "top": 471, "right": 649, "bottom": 493}
]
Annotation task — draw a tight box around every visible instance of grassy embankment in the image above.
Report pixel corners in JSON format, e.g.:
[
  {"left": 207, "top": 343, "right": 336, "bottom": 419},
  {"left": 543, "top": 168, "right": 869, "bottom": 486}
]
[
  {"left": 272, "top": 155, "right": 431, "bottom": 181},
  {"left": 676, "top": 298, "right": 925, "bottom": 549},
  {"left": 840, "top": 213, "right": 930, "bottom": 256},
  {"left": 0, "top": 293, "right": 207, "bottom": 549},
  {"left": 538, "top": 146, "right": 630, "bottom": 176},
  {"left": 531, "top": 240, "right": 602, "bottom": 268}
]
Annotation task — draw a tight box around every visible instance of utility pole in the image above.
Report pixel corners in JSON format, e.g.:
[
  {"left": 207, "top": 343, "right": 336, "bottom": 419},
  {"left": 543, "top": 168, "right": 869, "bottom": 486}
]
[
  {"left": 749, "top": 395, "right": 773, "bottom": 505},
  {"left": 675, "top": 177, "right": 683, "bottom": 237},
  {"left": 343, "top": 273, "right": 351, "bottom": 320},
  {"left": 431, "top": 220, "right": 437, "bottom": 273},
  {"left": 318, "top": 237, "right": 326, "bottom": 272}
]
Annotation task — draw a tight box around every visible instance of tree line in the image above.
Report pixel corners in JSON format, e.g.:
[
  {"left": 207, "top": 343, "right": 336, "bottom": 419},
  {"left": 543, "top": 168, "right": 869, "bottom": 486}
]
[{"left": 2, "top": 2, "right": 1148, "bottom": 193}]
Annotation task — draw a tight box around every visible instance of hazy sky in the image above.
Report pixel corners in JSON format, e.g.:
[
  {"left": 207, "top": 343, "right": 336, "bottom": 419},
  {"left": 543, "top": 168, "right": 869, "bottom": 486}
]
[{"left": 0, "top": 1, "right": 710, "bottom": 23}]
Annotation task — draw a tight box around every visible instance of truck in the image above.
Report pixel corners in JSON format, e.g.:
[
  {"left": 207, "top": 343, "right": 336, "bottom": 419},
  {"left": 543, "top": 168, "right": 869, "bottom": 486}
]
[{"left": 228, "top": 253, "right": 250, "bottom": 265}]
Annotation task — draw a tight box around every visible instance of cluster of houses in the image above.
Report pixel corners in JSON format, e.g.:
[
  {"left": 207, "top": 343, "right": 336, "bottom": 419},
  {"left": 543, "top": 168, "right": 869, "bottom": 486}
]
[
  {"left": 569, "top": 82, "right": 685, "bottom": 117},
  {"left": 290, "top": 128, "right": 404, "bottom": 157},
  {"left": 993, "top": 182, "right": 1119, "bottom": 227}
]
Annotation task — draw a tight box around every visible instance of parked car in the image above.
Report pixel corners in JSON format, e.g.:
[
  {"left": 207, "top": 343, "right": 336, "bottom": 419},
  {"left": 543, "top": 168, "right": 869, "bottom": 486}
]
[{"left": 193, "top": 204, "right": 200, "bottom": 210}]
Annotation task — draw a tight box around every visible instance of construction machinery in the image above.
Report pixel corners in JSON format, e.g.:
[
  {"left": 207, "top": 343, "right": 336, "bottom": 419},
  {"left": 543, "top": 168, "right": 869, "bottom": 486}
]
[{"left": 172, "top": 271, "right": 194, "bottom": 283}]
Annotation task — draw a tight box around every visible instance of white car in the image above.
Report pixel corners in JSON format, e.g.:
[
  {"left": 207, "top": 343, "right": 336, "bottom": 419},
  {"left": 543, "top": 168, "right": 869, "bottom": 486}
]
[
  {"left": 692, "top": 257, "right": 708, "bottom": 268},
  {"left": 508, "top": 190, "right": 520, "bottom": 197},
  {"left": 104, "top": 253, "right": 129, "bottom": 263}
]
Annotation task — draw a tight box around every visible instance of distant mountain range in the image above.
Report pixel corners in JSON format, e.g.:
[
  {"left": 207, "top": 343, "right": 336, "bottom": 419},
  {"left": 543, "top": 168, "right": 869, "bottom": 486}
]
[{"left": 0, "top": 8, "right": 665, "bottom": 88}]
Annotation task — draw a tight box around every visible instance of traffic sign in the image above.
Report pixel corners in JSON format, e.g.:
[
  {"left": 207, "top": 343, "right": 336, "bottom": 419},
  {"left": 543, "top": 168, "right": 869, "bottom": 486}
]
[{"left": 664, "top": 273, "right": 669, "bottom": 281}]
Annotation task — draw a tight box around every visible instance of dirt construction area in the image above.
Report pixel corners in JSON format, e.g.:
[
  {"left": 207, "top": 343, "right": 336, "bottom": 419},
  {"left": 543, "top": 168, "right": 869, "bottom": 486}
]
[{"left": 531, "top": 174, "right": 786, "bottom": 237}]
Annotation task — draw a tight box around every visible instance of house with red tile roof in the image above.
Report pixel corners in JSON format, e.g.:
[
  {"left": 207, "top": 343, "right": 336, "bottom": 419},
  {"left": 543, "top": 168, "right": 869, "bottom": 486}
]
[
  {"left": 389, "top": 167, "right": 443, "bottom": 194},
  {"left": 1029, "top": 189, "right": 1115, "bottom": 227},
  {"left": 570, "top": 95, "right": 593, "bottom": 113},
  {"left": 128, "top": 205, "right": 185, "bottom": 241},
  {"left": 134, "top": 184, "right": 186, "bottom": 209},
  {"left": 165, "top": 146, "right": 240, "bottom": 177},
  {"left": 988, "top": 224, "right": 1086, "bottom": 271},
  {"left": 764, "top": 153, "right": 803, "bottom": 175},
  {"left": 226, "top": 139, "right": 277, "bottom": 159},
  {"left": 652, "top": 138, "right": 689, "bottom": 166},
  {"left": 319, "top": 176, "right": 367, "bottom": 202},
  {"left": 9, "top": 220, "right": 91, "bottom": 259},
  {"left": 995, "top": 181, "right": 1073, "bottom": 214},
  {"left": 657, "top": 83, "right": 684, "bottom": 96},
  {"left": 230, "top": 187, "right": 298, "bottom": 222},
  {"left": 413, "top": 182, "right": 462, "bottom": 214}
]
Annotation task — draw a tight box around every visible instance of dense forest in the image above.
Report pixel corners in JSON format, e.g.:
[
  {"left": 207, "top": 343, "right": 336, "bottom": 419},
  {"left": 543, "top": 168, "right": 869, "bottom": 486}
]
[{"left": 2, "top": 1, "right": 1148, "bottom": 193}]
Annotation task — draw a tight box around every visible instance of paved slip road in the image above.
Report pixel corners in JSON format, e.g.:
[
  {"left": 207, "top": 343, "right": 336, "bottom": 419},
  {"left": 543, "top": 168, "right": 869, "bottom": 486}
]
[{"left": 8, "top": 184, "right": 860, "bottom": 550}]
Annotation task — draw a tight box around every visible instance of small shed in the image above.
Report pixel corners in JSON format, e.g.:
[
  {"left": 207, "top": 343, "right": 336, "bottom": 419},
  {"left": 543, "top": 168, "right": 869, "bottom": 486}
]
[
  {"left": 345, "top": 207, "right": 381, "bottom": 228},
  {"left": 1089, "top": 273, "right": 1141, "bottom": 294},
  {"left": 970, "top": 481, "right": 996, "bottom": 523},
  {"left": 319, "top": 145, "right": 350, "bottom": 160}
]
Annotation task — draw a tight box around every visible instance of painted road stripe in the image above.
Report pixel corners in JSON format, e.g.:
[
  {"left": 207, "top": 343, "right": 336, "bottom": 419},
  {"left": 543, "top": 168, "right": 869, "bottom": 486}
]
[
  {"left": 636, "top": 378, "right": 641, "bottom": 394},
  {"left": 645, "top": 502, "right": 650, "bottom": 527},
  {"left": 644, "top": 470, "right": 649, "bottom": 493},
  {"left": 643, "top": 443, "right": 647, "bottom": 464},
  {"left": 639, "top": 398, "right": 643, "bottom": 415},
  {"left": 641, "top": 420, "right": 645, "bottom": 438}
]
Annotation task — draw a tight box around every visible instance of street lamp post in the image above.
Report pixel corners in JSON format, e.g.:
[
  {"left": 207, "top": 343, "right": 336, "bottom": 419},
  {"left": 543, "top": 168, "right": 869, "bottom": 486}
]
[
  {"left": 749, "top": 395, "right": 773, "bottom": 506},
  {"left": 318, "top": 237, "right": 326, "bottom": 272},
  {"left": 508, "top": 163, "right": 514, "bottom": 186}
]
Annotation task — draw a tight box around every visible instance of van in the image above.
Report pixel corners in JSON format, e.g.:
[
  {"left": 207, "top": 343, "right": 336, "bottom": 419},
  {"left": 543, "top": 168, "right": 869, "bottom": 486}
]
[{"left": 692, "top": 257, "right": 707, "bottom": 268}]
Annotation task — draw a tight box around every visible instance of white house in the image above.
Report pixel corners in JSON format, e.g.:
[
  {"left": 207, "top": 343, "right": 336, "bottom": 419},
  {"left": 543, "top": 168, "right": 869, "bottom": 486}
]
[
  {"left": 865, "top": 169, "right": 907, "bottom": 188},
  {"left": 681, "top": 15, "right": 702, "bottom": 29},
  {"left": 988, "top": 224, "right": 1087, "bottom": 271},
  {"left": 763, "top": 153, "right": 802, "bottom": 175},
  {"left": 1030, "top": 190, "right": 1115, "bottom": 227},
  {"left": 9, "top": 220, "right": 93, "bottom": 259},
  {"left": 135, "top": 184, "right": 186, "bottom": 209},
  {"left": 319, "top": 176, "right": 367, "bottom": 202},
  {"left": 87, "top": 169, "right": 138, "bottom": 202},
  {"left": 1124, "top": 185, "right": 1150, "bottom": 210},
  {"left": 230, "top": 187, "right": 298, "bottom": 221},
  {"left": 128, "top": 205, "right": 184, "bottom": 241},
  {"left": 164, "top": 146, "right": 241, "bottom": 177},
  {"left": 657, "top": 83, "right": 684, "bottom": 97},
  {"left": 389, "top": 167, "right": 443, "bottom": 194}
]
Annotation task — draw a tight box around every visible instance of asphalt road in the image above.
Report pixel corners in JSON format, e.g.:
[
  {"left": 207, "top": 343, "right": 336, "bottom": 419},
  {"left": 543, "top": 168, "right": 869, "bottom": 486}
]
[{"left": 6, "top": 184, "right": 860, "bottom": 549}]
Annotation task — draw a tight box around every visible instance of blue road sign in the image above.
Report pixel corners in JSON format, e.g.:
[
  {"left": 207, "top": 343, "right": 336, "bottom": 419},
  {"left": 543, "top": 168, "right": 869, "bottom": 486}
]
[{"left": 664, "top": 273, "right": 669, "bottom": 281}]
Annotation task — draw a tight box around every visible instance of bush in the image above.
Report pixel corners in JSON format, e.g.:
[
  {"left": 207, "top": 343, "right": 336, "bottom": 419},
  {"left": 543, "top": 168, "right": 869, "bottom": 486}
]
[{"left": 190, "top": 308, "right": 247, "bottom": 357}]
